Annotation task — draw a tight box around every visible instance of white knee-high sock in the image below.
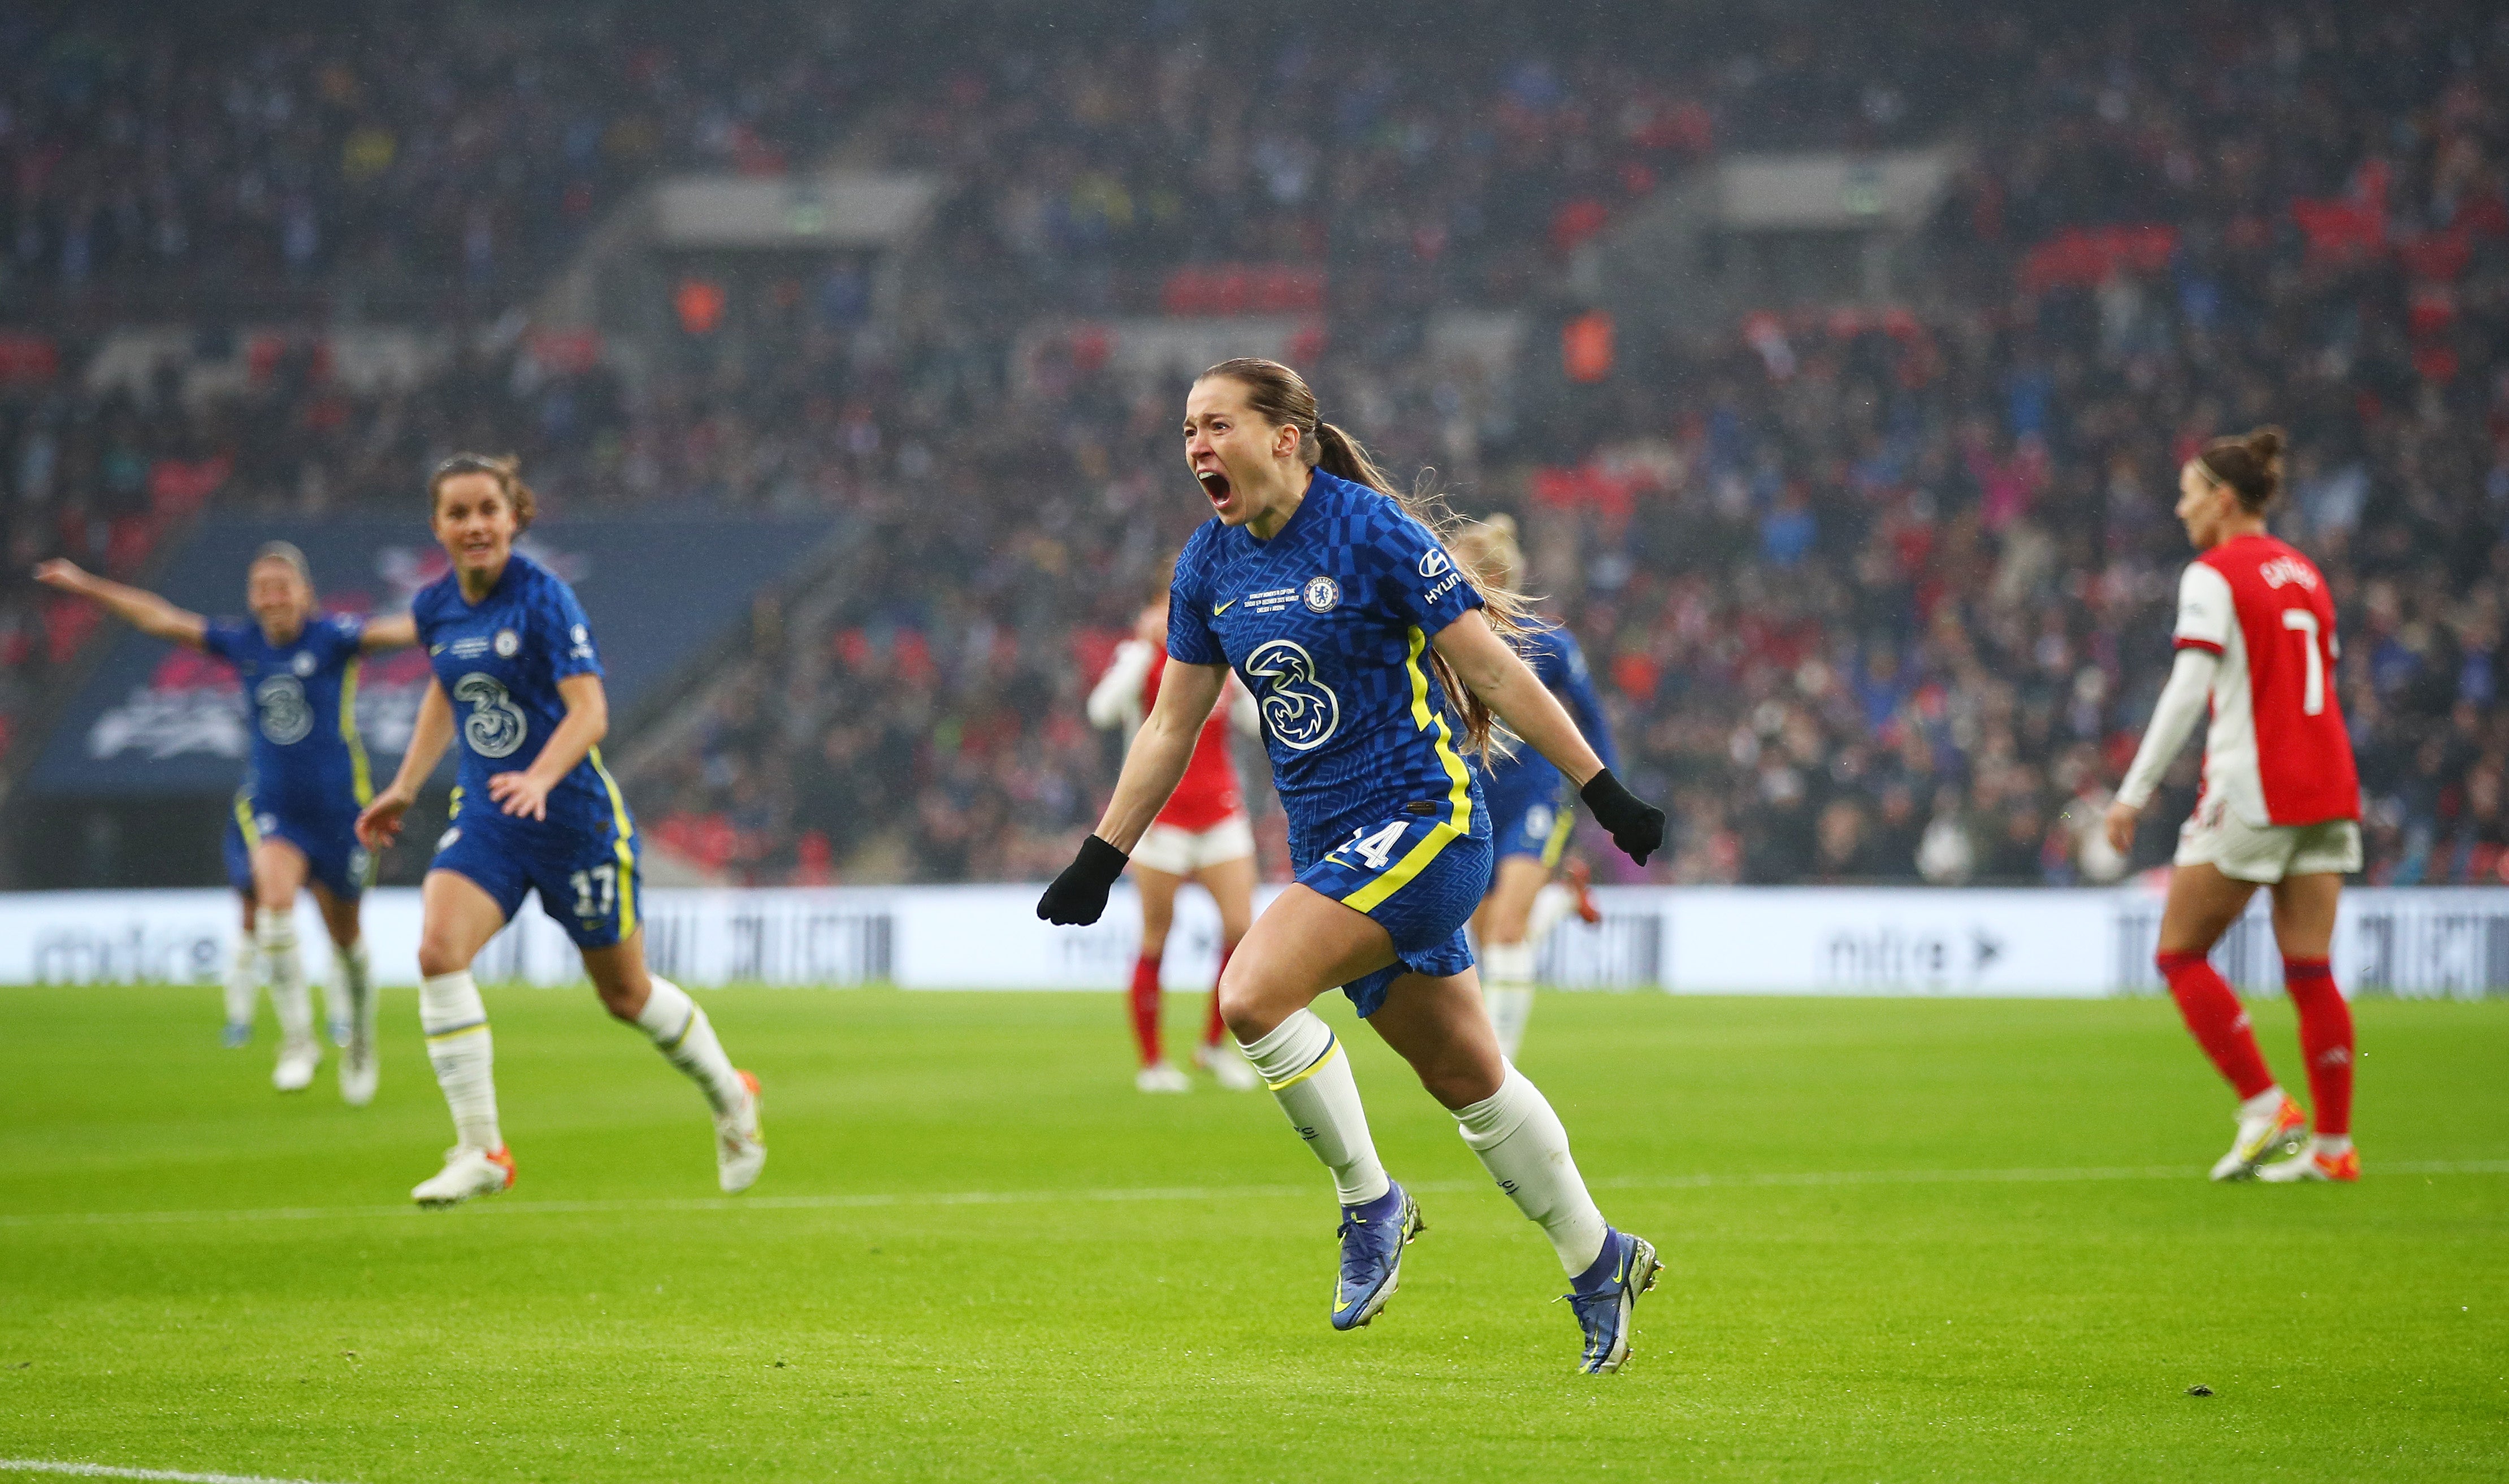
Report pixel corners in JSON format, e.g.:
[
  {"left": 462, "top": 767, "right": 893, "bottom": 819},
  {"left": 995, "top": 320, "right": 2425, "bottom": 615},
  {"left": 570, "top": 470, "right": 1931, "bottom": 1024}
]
[
  {"left": 258, "top": 908, "right": 313, "bottom": 1048},
  {"left": 1481, "top": 941, "right": 1536, "bottom": 1063},
  {"left": 420, "top": 971, "right": 501, "bottom": 1151},
  {"left": 633, "top": 978, "right": 745, "bottom": 1116},
  {"left": 1527, "top": 883, "right": 1578, "bottom": 945},
  {"left": 223, "top": 939, "right": 260, "bottom": 1028},
  {"left": 338, "top": 940, "right": 375, "bottom": 1045},
  {"left": 1240, "top": 1009, "right": 1390, "bottom": 1208},
  {"left": 1453, "top": 1065, "right": 1609, "bottom": 1275}
]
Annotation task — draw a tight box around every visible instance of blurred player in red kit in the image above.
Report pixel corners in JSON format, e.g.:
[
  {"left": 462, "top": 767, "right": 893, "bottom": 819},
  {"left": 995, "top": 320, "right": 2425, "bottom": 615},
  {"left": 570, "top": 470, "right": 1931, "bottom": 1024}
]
[
  {"left": 2108, "top": 427, "right": 2361, "bottom": 1184},
  {"left": 1088, "top": 590, "right": 1264, "bottom": 1091}
]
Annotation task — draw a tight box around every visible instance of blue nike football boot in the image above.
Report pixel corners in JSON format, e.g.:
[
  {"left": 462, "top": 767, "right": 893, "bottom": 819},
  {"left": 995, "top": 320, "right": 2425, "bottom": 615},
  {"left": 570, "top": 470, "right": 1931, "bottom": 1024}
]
[
  {"left": 1565, "top": 1227, "right": 1661, "bottom": 1373},
  {"left": 1330, "top": 1182, "right": 1423, "bottom": 1331}
]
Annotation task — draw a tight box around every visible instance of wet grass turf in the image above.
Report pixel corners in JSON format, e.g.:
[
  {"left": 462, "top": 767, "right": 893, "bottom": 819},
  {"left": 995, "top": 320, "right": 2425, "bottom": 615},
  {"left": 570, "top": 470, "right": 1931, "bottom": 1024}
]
[{"left": 2, "top": 984, "right": 2504, "bottom": 1481}]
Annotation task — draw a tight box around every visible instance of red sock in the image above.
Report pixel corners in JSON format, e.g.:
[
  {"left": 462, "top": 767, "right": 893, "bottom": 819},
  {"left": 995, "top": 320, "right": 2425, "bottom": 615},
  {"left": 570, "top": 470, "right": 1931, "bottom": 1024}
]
[
  {"left": 1129, "top": 954, "right": 1163, "bottom": 1068},
  {"left": 1203, "top": 943, "right": 1236, "bottom": 1047},
  {"left": 2282, "top": 958, "right": 2353, "bottom": 1136},
  {"left": 2157, "top": 949, "right": 2276, "bottom": 1100}
]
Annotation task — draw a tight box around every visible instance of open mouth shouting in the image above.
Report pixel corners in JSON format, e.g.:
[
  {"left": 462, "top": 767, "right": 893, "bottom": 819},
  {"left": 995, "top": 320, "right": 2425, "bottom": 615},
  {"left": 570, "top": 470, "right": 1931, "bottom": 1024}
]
[{"left": 1198, "top": 467, "right": 1235, "bottom": 515}]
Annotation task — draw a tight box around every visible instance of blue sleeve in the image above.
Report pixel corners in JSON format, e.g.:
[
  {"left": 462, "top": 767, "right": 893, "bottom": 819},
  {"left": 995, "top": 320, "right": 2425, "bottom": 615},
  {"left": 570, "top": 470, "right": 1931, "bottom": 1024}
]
[
  {"left": 1165, "top": 528, "right": 1224, "bottom": 666},
  {"left": 202, "top": 619, "right": 249, "bottom": 662},
  {"left": 321, "top": 613, "right": 366, "bottom": 667},
  {"left": 1544, "top": 627, "right": 1618, "bottom": 774},
  {"left": 1372, "top": 510, "right": 1483, "bottom": 635},
  {"left": 538, "top": 579, "right": 603, "bottom": 680}
]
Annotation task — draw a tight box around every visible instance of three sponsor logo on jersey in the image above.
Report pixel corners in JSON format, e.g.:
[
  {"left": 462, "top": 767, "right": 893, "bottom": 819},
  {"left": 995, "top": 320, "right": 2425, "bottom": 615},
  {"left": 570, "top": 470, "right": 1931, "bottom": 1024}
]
[{"left": 1216, "top": 548, "right": 1468, "bottom": 752}]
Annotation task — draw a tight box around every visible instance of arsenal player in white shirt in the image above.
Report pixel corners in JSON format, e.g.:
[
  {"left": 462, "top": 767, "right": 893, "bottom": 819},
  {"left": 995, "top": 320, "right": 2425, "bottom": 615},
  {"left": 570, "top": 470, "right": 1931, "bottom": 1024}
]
[
  {"left": 1087, "top": 592, "right": 1265, "bottom": 1092},
  {"left": 2107, "top": 427, "right": 2361, "bottom": 1184}
]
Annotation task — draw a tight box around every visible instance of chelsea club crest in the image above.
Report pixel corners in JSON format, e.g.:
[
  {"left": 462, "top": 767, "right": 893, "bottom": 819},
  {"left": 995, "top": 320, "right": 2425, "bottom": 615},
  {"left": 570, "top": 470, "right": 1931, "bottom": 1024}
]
[{"left": 1302, "top": 575, "right": 1341, "bottom": 613}]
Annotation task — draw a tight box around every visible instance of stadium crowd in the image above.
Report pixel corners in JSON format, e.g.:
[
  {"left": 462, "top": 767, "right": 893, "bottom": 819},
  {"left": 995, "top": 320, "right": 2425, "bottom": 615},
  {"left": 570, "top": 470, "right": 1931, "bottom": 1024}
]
[{"left": 7, "top": 0, "right": 2507, "bottom": 892}]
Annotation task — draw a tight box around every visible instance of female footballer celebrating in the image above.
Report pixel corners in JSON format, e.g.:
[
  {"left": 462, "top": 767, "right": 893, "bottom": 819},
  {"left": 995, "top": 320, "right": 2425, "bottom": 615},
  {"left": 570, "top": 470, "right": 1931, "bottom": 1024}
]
[
  {"left": 38, "top": 544, "right": 413, "bottom": 1104},
  {"left": 2104, "top": 428, "right": 2361, "bottom": 1183},
  {"left": 1039, "top": 360, "right": 1669, "bottom": 1374},
  {"left": 357, "top": 455, "right": 765, "bottom": 1207}
]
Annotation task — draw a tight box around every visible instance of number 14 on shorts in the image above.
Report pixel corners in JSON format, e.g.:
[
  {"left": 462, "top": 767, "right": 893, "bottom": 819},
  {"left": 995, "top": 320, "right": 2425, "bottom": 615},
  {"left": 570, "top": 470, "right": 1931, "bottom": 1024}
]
[{"left": 1336, "top": 821, "right": 1411, "bottom": 871}]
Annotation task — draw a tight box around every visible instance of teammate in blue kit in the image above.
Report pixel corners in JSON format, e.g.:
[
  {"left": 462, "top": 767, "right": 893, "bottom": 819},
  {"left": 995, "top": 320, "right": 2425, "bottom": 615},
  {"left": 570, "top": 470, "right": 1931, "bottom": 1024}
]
[
  {"left": 355, "top": 454, "right": 764, "bottom": 1208},
  {"left": 1453, "top": 515, "right": 1618, "bottom": 1061},
  {"left": 1039, "top": 360, "right": 1670, "bottom": 1373},
  {"left": 38, "top": 545, "right": 414, "bottom": 1103}
]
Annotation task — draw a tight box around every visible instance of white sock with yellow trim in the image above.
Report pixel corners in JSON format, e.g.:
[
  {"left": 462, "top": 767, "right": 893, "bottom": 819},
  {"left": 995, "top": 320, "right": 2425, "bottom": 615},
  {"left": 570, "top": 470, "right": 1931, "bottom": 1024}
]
[
  {"left": 1240, "top": 1008, "right": 1389, "bottom": 1207},
  {"left": 1527, "top": 883, "right": 1577, "bottom": 945},
  {"left": 1480, "top": 941, "right": 1536, "bottom": 1063},
  {"left": 1453, "top": 1065, "right": 1609, "bottom": 1275},
  {"left": 222, "top": 939, "right": 260, "bottom": 1030},
  {"left": 258, "top": 908, "right": 314, "bottom": 1051},
  {"left": 634, "top": 978, "right": 744, "bottom": 1116},
  {"left": 420, "top": 971, "right": 501, "bottom": 1151}
]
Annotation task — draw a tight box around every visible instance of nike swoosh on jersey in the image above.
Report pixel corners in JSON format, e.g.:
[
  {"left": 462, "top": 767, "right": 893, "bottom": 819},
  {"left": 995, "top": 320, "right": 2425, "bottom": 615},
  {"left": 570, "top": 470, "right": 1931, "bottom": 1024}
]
[{"left": 1214, "top": 599, "right": 1237, "bottom": 615}]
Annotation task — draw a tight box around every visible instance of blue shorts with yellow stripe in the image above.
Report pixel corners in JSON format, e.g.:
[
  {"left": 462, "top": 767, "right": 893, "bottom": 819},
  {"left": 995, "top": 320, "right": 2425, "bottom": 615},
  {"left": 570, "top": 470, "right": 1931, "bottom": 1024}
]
[
  {"left": 432, "top": 808, "right": 642, "bottom": 950},
  {"left": 231, "top": 790, "right": 375, "bottom": 900},
  {"left": 1482, "top": 753, "right": 1576, "bottom": 867},
  {"left": 1296, "top": 809, "right": 1494, "bottom": 1018}
]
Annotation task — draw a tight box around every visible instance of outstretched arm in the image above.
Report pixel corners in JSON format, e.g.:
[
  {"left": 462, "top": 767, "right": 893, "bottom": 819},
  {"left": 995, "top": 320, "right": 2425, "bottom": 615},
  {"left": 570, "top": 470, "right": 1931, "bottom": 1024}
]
[
  {"left": 1039, "top": 657, "right": 1226, "bottom": 925},
  {"left": 33, "top": 560, "right": 208, "bottom": 648},
  {"left": 1432, "top": 612, "right": 1605, "bottom": 783},
  {"left": 359, "top": 613, "right": 418, "bottom": 652},
  {"left": 1090, "top": 659, "right": 1226, "bottom": 852},
  {"left": 1435, "top": 611, "right": 1664, "bottom": 865}
]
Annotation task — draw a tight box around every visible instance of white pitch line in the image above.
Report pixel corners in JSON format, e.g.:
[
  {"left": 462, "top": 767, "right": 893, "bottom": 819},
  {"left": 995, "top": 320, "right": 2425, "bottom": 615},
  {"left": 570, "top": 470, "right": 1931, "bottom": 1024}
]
[
  {"left": 2, "top": 1160, "right": 2503, "bottom": 1231},
  {"left": 0, "top": 1460, "right": 347, "bottom": 1484}
]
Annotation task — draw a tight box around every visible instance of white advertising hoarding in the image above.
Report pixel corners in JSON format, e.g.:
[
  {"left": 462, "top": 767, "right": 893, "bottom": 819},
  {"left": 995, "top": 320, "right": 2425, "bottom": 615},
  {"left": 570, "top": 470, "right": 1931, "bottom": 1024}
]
[{"left": 0, "top": 884, "right": 2500, "bottom": 999}]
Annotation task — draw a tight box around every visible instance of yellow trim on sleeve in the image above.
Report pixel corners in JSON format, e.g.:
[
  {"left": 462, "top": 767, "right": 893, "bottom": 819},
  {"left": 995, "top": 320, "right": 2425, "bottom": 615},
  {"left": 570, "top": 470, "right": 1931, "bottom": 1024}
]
[
  {"left": 233, "top": 792, "right": 261, "bottom": 850},
  {"left": 339, "top": 656, "right": 374, "bottom": 807},
  {"left": 1339, "top": 626, "right": 1476, "bottom": 913}
]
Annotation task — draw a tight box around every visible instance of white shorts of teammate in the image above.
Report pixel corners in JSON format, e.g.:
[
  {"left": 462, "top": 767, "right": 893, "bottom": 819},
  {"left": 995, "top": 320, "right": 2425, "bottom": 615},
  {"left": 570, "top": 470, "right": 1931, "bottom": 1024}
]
[
  {"left": 2174, "top": 797, "right": 2363, "bottom": 884},
  {"left": 1130, "top": 814, "right": 1256, "bottom": 876}
]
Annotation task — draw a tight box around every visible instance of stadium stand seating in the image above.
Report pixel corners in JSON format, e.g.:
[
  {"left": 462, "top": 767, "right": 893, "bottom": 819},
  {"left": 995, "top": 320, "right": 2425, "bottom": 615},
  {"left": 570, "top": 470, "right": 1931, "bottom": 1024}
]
[{"left": 5, "top": 1, "right": 2504, "bottom": 888}]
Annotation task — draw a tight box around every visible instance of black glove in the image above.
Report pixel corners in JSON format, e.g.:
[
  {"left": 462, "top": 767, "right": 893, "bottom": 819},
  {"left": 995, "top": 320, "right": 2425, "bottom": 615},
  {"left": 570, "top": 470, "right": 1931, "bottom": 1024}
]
[
  {"left": 1580, "top": 768, "right": 1666, "bottom": 867},
  {"left": 1037, "top": 835, "right": 1129, "bottom": 925}
]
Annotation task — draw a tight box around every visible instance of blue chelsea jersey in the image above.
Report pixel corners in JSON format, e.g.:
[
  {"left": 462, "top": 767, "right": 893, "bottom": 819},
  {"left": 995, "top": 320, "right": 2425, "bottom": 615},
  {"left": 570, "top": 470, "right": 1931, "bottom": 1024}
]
[
  {"left": 411, "top": 552, "right": 626, "bottom": 839},
  {"left": 1168, "top": 470, "right": 1488, "bottom": 853},
  {"left": 1478, "top": 619, "right": 1618, "bottom": 790},
  {"left": 203, "top": 612, "right": 373, "bottom": 819}
]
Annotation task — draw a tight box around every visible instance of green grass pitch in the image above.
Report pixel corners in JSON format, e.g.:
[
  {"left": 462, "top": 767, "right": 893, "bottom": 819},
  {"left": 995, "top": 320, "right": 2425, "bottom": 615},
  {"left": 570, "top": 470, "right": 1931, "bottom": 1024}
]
[{"left": 3, "top": 984, "right": 2504, "bottom": 1482}]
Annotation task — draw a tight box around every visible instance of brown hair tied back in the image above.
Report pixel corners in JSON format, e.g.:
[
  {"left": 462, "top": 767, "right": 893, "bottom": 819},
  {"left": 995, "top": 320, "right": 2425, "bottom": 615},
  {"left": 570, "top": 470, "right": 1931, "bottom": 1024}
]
[
  {"left": 1197, "top": 357, "right": 1531, "bottom": 757},
  {"left": 428, "top": 452, "right": 538, "bottom": 531},
  {"left": 2194, "top": 426, "right": 2287, "bottom": 514}
]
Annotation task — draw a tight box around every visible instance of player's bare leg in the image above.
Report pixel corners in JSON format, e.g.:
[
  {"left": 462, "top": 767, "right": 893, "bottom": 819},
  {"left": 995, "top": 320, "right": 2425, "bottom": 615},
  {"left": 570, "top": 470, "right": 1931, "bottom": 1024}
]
[
  {"left": 2259, "top": 873, "right": 2358, "bottom": 1182},
  {"left": 584, "top": 932, "right": 764, "bottom": 1192},
  {"left": 1191, "top": 853, "right": 1260, "bottom": 1089},
  {"left": 2156, "top": 863, "right": 2305, "bottom": 1178},
  {"left": 410, "top": 869, "right": 515, "bottom": 1206},
  {"left": 1472, "top": 856, "right": 1549, "bottom": 1062},
  {"left": 1129, "top": 865, "right": 1189, "bottom": 1091},
  {"left": 249, "top": 839, "right": 320, "bottom": 1092},
  {"left": 312, "top": 882, "right": 375, "bottom": 1107},
  {"left": 1371, "top": 969, "right": 1656, "bottom": 1373}
]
